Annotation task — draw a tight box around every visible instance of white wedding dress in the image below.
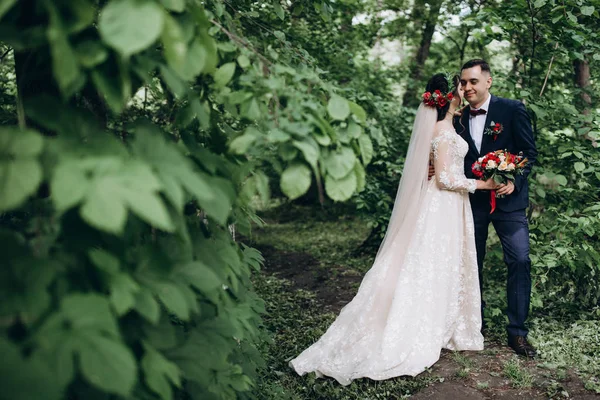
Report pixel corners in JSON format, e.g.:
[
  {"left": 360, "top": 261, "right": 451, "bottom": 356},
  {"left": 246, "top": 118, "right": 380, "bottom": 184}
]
[{"left": 289, "top": 128, "right": 484, "bottom": 385}]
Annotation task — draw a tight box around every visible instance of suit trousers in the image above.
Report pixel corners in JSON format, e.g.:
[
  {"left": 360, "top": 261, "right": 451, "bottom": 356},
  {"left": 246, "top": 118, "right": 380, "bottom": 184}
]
[{"left": 472, "top": 206, "right": 531, "bottom": 338}]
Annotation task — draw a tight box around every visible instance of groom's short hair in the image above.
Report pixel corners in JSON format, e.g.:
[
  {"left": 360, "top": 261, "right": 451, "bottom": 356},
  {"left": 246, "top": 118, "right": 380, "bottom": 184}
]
[{"left": 462, "top": 59, "right": 491, "bottom": 75}]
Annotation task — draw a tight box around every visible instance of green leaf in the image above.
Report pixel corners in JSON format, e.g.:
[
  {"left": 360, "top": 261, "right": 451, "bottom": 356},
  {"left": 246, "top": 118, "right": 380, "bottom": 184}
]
[
  {"left": 99, "top": 0, "right": 164, "bottom": 57},
  {"left": 142, "top": 343, "right": 182, "bottom": 400},
  {"left": 62, "top": 294, "right": 119, "bottom": 336},
  {"left": 574, "top": 162, "right": 585, "bottom": 172},
  {"left": 0, "top": 338, "right": 63, "bottom": 400},
  {"left": 51, "top": 160, "right": 90, "bottom": 212},
  {"left": 80, "top": 176, "right": 129, "bottom": 234},
  {"left": 354, "top": 163, "right": 366, "bottom": 192},
  {"left": 160, "top": 0, "right": 186, "bottom": 12},
  {"left": 325, "top": 147, "right": 356, "bottom": 179},
  {"left": 156, "top": 282, "right": 191, "bottom": 320},
  {"left": 214, "top": 62, "right": 236, "bottom": 87},
  {"left": 358, "top": 134, "right": 373, "bottom": 165},
  {"left": 0, "top": 128, "right": 43, "bottom": 212},
  {"left": 555, "top": 175, "right": 568, "bottom": 186},
  {"left": 162, "top": 14, "right": 189, "bottom": 79},
  {"left": 79, "top": 334, "right": 137, "bottom": 396},
  {"left": 325, "top": 171, "right": 357, "bottom": 202},
  {"left": 229, "top": 127, "right": 259, "bottom": 155},
  {"left": 75, "top": 40, "right": 108, "bottom": 68},
  {"left": 536, "top": 187, "right": 546, "bottom": 198},
  {"left": 175, "top": 261, "right": 222, "bottom": 293},
  {"left": 533, "top": 0, "right": 546, "bottom": 8},
  {"left": 160, "top": 65, "right": 188, "bottom": 98},
  {"left": 46, "top": 4, "right": 85, "bottom": 97},
  {"left": 241, "top": 98, "right": 261, "bottom": 120},
  {"left": 237, "top": 54, "right": 251, "bottom": 69},
  {"left": 327, "top": 94, "right": 350, "bottom": 121},
  {"left": 347, "top": 121, "right": 363, "bottom": 139},
  {"left": 280, "top": 163, "right": 312, "bottom": 200},
  {"left": 273, "top": 2, "right": 285, "bottom": 20},
  {"left": 91, "top": 68, "right": 126, "bottom": 113},
  {"left": 134, "top": 289, "right": 161, "bottom": 324},
  {"left": 580, "top": 5, "right": 594, "bottom": 15},
  {"left": 349, "top": 101, "right": 367, "bottom": 123},
  {"left": 89, "top": 248, "right": 120, "bottom": 274},
  {"left": 109, "top": 273, "right": 140, "bottom": 315},
  {"left": 0, "top": 0, "right": 17, "bottom": 20},
  {"left": 293, "top": 139, "right": 320, "bottom": 168}
]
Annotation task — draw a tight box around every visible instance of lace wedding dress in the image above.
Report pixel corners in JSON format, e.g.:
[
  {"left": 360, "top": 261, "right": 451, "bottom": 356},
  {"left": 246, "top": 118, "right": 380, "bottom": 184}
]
[{"left": 289, "top": 128, "right": 484, "bottom": 385}]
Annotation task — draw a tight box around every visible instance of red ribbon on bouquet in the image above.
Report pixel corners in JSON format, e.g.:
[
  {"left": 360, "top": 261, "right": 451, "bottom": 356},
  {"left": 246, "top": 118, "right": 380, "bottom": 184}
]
[{"left": 490, "top": 190, "right": 496, "bottom": 214}]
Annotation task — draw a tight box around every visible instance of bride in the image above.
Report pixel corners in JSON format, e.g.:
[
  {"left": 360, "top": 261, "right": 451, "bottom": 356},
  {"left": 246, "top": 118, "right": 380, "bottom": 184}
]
[{"left": 289, "top": 73, "right": 497, "bottom": 385}]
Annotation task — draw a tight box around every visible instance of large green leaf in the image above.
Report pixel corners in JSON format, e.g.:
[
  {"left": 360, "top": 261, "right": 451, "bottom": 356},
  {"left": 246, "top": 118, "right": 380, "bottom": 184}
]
[
  {"left": 156, "top": 282, "right": 191, "bottom": 320},
  {"left": 62, "top": 294, "right": 119, "bottom": 337},
  {"left": 99, "top": 0, "right": 164, "bottom": 56},
  {"left": 142, "top": 343, "right": 182, "bottom": 400},
  {"left": 175, "top": 261, "right": 222, "bottom": 293},
  {"left": 325, "top": 171, "right": 357, "bottom": 202},
  {"left": 229, "top": 127, "right": 260, "bottom": 154},
  {"left": 358, "top": 134, "right": 373, "bottom": 165},
  {"left": 0, "top": 0, "right": 17, "bottom": 19},
  {"left": 348, "top": 101, "right": 367, "bottom": 123},
  {"left": 78, "top": 334, "right": 137, "bottom": 396},
  {"left": 293, "top": 139, "right": 320, "bottom": 168},
  {"left": 327, "top": 94, "right": 350, "bottom": 121},
  {"left": 80, "top": 176, "right": 129, "bottom": 234},
  {"left": 0, "top": 128, "right": 43, "bottom": 212},
  {"left": 47, "top": 24, "right": 84, "bottom": 97},
  {"left": 52, "top": 160, "right": 90, "bottom": 213},
  {"left": 134, "top": 289, "right": 161, "bottom": 324},
  {"left": 325, "top": 147, "right": 356, "bottom": 179},
  {"left": 131, "top": 126, "right": 230, "bottom": 223},
  {"left": 160, "top": 0, "right": 186, "bottom": 12},
  {"left": 214, "top": 62, "right": 236, "bottom": 87},
  {"left": 280, "top": 163, "right": 312, "bottom": 200},
  {"left": 0, "top": 338, "right": 63, "bottom": 400},
  {"left": 162, "top": 14, "right": 189, "bottom": 79},
  {"left": 75, "top": 40, "right": 109, "bottom": 68}
]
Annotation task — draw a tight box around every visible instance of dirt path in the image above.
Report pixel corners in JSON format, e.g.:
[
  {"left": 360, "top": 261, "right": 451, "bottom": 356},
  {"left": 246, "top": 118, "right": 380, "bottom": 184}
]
[{"left": 255, "top": 243, "right": 597, "bottom": 399}]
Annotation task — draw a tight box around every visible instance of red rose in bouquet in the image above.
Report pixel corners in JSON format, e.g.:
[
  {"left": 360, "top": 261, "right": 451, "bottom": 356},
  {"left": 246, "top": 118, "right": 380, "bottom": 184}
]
[{"left": 471, "top": 150, "right": 528, "bottom": 213}]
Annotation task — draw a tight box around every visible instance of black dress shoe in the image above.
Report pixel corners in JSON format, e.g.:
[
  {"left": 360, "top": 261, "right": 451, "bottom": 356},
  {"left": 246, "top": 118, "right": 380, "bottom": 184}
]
[{"left": 508, "top": 335, "right": 537, "bottom": 358}]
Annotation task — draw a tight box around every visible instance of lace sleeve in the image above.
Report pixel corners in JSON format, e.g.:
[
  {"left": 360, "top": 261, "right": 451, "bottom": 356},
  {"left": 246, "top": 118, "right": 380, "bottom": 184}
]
[{"left": 432, "top": 132, "right": 477, "bottom": 194}]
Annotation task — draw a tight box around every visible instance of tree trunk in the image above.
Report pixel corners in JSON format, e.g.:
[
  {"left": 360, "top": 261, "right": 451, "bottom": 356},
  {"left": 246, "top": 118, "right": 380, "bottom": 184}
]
[
  {"left": 402, "top": 0, "right": 443, "bottom": 107},
  {"left": 574, "top": 59, "right": 591, "bottom": 109},
  {"left": 573, "top": 58, "right": 596, "bottom": 146}
]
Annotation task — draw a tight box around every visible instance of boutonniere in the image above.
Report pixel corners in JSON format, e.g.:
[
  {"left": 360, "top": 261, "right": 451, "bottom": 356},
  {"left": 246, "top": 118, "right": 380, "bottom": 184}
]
[{"left": 484, "top": 121, "right": 503, "bottom": 141}]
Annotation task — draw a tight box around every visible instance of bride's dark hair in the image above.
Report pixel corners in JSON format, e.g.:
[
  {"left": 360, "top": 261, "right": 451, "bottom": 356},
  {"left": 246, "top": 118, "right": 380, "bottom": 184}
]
[{"left": 425, "top": 73, "right": 459, "bottom": 121}]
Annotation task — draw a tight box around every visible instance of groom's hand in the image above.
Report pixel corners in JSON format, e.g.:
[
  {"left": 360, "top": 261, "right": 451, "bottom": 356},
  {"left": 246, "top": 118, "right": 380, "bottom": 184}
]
[
  {"left": 428, "top": 161, "right": 435, "bottom": 180},
  {"left": 496, "top": 181, "right": 515, "bottom": 196}
]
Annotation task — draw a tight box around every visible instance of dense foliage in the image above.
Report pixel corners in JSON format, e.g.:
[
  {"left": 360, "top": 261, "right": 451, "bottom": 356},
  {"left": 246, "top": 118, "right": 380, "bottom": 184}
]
[
  {"left": 0, "top": 0, "right": 599, "bottom": 398},
  {"left": 0, "top": 0, "right": 376, "bottom": 399}
]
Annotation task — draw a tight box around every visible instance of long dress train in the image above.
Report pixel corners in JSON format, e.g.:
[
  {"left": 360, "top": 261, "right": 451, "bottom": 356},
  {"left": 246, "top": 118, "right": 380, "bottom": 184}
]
[{"left": 289, "top": 129, "right": 484, "bottom": 386}]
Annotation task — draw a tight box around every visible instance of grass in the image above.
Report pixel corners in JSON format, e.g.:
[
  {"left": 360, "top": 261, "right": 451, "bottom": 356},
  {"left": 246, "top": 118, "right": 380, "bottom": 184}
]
[
  {"left": 452, "top": 352, "right": 476, "bottom": 379},
  {"left": 249, "top": 204, "right": 375, "bottom": 273},
  {"left": 503, "top": 357, "right": 534, "bottom": 388}
]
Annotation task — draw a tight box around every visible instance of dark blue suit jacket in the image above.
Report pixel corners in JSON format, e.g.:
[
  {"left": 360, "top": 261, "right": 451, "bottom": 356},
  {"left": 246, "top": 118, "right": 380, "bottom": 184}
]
[{"left": 454, "top": 95, "right": 537, "bottom": 213}]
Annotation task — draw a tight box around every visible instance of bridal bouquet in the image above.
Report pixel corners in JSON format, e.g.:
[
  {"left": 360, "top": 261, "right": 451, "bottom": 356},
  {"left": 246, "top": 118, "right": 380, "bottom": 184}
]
[{"left": 471, "top": 150, "right": 528, "bottom": 213}]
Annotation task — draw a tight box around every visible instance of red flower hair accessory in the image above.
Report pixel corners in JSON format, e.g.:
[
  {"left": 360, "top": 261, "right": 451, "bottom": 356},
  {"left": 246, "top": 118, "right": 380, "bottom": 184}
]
[{"left": 422, "top": 90, "right": 454, "bottom": 108}]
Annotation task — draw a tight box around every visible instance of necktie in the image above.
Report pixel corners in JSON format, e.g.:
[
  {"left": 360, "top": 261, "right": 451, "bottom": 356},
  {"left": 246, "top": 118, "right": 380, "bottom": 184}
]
[{"left": 469, "top": 108, "right": 487, "bottom": 117}]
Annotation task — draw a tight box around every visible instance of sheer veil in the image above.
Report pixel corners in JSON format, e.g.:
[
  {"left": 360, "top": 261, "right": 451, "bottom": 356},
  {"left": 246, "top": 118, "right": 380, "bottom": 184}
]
[{"left": 374, "top": 103, "right": 437, "bottom": 261}]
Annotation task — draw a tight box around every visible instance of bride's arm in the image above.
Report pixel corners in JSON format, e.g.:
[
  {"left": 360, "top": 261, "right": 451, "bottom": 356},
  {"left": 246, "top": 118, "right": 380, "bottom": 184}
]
[{"left": 432, "top": 133, "right": 491, "bottom": 193}]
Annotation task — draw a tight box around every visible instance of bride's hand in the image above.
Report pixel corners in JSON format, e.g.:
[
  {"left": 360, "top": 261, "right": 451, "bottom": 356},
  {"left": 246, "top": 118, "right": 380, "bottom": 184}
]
[{"left": 476, "top": 177, "right": 498, "bottom": 190}]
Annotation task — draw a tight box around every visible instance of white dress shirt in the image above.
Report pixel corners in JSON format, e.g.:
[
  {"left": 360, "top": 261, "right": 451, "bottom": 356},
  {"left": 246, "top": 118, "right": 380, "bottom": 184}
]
[{"left": 469, "top": 94, "right": 491, "bottom": 153}]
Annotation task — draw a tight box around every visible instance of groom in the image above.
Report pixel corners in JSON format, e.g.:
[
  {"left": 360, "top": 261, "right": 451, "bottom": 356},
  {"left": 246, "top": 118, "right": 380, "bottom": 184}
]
[{"left": 457, "top": 59, "right": 538, "bottom": 357}]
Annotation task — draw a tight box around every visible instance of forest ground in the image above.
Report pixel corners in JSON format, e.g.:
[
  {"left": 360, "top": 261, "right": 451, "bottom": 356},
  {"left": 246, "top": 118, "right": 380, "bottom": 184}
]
[{"left": 248, "top": 203, "right": 599, "bottom": 399}]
